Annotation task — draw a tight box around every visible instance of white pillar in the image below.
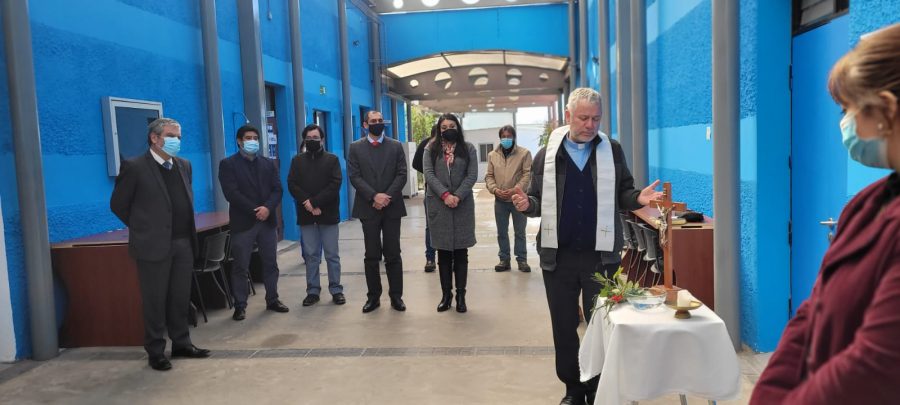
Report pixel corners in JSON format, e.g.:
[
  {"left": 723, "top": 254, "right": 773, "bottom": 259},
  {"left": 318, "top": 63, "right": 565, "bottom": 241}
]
[{"left": 0, "top": 196, "right": 17, "bottom": 361}]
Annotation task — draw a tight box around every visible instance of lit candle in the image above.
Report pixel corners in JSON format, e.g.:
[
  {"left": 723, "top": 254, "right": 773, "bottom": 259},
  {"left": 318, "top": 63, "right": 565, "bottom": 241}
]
[{"left": 677, "top": 290, "right": 692, "bottom": 307}]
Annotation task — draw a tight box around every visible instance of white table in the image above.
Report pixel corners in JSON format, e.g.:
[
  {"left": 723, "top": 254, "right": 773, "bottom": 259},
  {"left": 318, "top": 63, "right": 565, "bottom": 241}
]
[{"left": 579, "top": 301, "right": 741, "bottom": 405}]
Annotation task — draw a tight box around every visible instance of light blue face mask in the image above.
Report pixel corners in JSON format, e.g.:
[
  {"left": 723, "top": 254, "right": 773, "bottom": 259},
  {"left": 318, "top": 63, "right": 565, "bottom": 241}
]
[
  {"left": 162, "top": 137, "right": 181, "bottom": 157},
  {"left": 840, "top": 111, "right": 890, "bottom": 168},
  {"left": 500, "top": 138, "right": 514, "bottom": 149},
  {"left": 242, "top": 139, "right": 260, "bottom": 155}
]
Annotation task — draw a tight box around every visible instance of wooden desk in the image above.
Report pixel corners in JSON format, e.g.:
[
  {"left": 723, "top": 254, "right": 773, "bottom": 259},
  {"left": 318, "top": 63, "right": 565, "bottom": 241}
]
[
  {"left": 51, "top": 212, "right": 229, "bottom": 347},
  {"left": 632, "top": 206, "right": 715, "bottom": 310}
]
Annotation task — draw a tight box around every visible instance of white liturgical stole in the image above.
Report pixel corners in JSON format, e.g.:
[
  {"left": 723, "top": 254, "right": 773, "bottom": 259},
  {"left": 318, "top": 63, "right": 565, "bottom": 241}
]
[{"left": 540, "top": 125, "right": 617, "bottom": 251}]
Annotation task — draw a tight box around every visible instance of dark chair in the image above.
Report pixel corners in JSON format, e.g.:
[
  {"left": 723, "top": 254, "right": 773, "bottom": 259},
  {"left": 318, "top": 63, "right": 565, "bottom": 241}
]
[
  {"left": 626, "top": 220, "right": 649, "bottom": 283},
  {"left": 192, "top": 231, "right": 232, "bottom": 323},
  {"left": 638, "top": 224, "right": 664, "bottom": 287},
  {"left": 619, "top": 213, "right": 640, "bottom": 279}
]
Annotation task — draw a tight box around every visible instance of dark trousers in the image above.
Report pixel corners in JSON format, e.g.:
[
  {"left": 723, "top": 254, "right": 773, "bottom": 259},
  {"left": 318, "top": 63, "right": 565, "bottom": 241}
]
[
  {"left": 423, "top": 196, "right": 435, "bottom": 262},
  {"left": 135, "top": 237, "right": 194, "bottom": 357},
  {"left": 543, "top": 249, "right": 615, "bottom": 397},
  {"left": 230, "top": 221, "right": 280, "bottom": 308},
  {"left": 437, "top": 248, "right": 468, "bottom": 293},
  {"left": 361, "top": 215, "right": 403, "bottom": 300}
]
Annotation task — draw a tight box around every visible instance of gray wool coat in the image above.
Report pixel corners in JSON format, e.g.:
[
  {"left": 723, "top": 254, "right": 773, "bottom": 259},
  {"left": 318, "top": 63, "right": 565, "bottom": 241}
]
[{"left": 423, "top": 141, "right": 479, "bottom": 251}]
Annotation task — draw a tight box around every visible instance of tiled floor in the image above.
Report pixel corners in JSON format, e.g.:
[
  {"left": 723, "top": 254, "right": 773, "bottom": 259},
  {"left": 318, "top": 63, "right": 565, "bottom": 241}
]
[{"left": 0, "top": 187, "right": 769, "bottom": 404}]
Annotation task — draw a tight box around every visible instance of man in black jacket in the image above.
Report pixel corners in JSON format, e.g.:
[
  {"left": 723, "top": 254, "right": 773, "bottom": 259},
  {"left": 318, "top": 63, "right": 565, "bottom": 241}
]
[
  {"left": 110, "top": 118, "right": 210, "bottom": 371},
  {"left": 347, "top": 110, "right": 408, "bottom": 313},
  {"left": 219, "top": 125, "right": 288, "bottom": 320},
  {"left": 287, "top": 124, "right": 345, "bottom": 306},
  {"left": 411, "top": 124, "right": 438, "bottom": 272},
  {"left": 512, "top": 88, "right": 662, "bottom": 405}
]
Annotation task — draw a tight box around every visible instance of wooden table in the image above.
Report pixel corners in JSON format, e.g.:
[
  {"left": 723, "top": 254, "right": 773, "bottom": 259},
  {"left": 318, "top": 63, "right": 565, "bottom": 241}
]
[
  {"left": 52, "top": 212, "right": 229, "bottom": 347},
  {"left": 632, "top": 206, "right": 715, "bottom": 309}
]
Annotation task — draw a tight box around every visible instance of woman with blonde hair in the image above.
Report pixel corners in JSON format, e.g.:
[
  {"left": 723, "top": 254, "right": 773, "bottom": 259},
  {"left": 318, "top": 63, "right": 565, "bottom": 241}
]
[{"left": 751, "top": 23, "right": 900, "bottom": 404}]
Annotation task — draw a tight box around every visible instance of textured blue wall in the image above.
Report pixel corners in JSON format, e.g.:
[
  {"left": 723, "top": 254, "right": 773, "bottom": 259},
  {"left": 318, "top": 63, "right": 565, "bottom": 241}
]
[
  {"left": 0, "top": 13, "right": 27, "bottom": 358},
  {"left": 381, "top": 4, "right": 570, "bottom": 64},
  {"left": 637, "top": 0, "right": 791, "bottom": 351}
]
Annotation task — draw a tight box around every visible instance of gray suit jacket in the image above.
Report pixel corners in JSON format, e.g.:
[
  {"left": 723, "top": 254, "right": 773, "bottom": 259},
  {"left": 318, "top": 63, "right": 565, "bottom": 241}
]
[
  {"left": 423, "top": 141, "right": 478, "bottom": 250},
  {"left": 347, "top": 136, "right": 408, "bottom": 219},
  {"left": 110, "top": 151, "right": 198, "bottom": 261}
]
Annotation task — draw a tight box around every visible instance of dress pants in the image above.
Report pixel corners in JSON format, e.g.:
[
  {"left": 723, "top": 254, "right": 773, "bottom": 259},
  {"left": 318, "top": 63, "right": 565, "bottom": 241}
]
[
  {"left": 135, "top": 237, "right": 194, "bottom": 357},
  {"left": 361, "top": 214, "right": 403, "bottom": 300},
  {"left": 230, "top": 221, "right": 280, "bottom": 308},
  {"left": 437, "top": 248, "right": 468, "bottom": 293},
  {"left": 543, "top": 249, "right": 615, "bottom": 397},
  {"left": 300, "top": 223, "right": 343, "bottom": 295}
]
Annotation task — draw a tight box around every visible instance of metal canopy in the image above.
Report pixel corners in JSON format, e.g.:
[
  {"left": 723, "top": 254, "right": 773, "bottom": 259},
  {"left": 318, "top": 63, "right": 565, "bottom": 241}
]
[
  {"left": 386, "top": 50, "right": 568, "bottom": 113},
  {"left": 373, "top": 0, "right": 565, "bottom": 15}
]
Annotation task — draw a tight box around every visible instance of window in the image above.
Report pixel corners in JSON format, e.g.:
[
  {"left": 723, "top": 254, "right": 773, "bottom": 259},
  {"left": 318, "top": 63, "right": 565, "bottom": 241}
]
[
  {"left": 313, "top": 109, "right": 329, "bottom": 150},
  {"left": 479, "top": 143, "right": 493, "bottom": 163},
  {"left": 793, "top": 0, "right": 849, "bottom": 35},
  {"left": 102, "top": 97, "right": 163, "bottom": 176}
]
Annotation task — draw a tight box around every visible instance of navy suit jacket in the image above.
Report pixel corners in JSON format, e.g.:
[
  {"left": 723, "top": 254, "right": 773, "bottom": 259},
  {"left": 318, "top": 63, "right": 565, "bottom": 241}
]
[{"left": 218, "top": 152, "right": 283, "bottom": 233}]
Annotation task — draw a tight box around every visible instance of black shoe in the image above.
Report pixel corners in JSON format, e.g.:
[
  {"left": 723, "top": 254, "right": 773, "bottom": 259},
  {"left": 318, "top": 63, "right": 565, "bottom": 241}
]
[
  {"left": 302, "top": 294, "right": 320, "bottom": 306},
  {"left": 172, "top": 345, "right": 211, "bottom": 358},
  {"left": 559, "top": 395, "right": 586, "bottom": 405},
  {"left": 390, "top": 297, "right": 406, "bottom": 311},
  {"left": 494, "top": 260, "right": 511, "bottom": 272},
  {"left": 424, "top": 260, "right": 436, "bottom": 272},
  {"left": 148, "top": 356, "right": 172, "bottom": 371},
  {"left": 437, "top": 292, "right": 452, "bottom": 312},
  {"left": 517, "top": 260, "right": 531, "bottom": 272},
  {"left": 586, "top": 390, "right": 596, "bottom": 405},
  {"left": 455, "top": 290, "right": 467, "bottom": 313},
  {"left": 332, "top": 293, "right": 346, "bottom": 305},
  {"left": 362, "top": 299, "right": 380, "bottom": 313},
  {"left": 266, "top": 300, "right": 290, "bottom": 313},
  {"left": 232, "top": 307, "right": 246, "bottom": 321}
]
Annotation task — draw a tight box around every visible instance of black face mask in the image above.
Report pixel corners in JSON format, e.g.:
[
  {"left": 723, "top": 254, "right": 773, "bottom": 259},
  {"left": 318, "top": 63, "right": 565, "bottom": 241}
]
[
  {"left": 441, "top": 128, "right": 460, "bottom": 143},
  {"left": 368, "top": 123, "right": 385, "bottom": 137},
  {"left": 305, "top": 140, "right": 321, "bottom": 152}
]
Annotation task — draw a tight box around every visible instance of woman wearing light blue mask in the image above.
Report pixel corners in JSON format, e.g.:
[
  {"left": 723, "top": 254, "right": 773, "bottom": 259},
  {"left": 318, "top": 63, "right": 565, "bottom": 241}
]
[{"left": 752, "top": 23, "right": 900, "bottom": 405}]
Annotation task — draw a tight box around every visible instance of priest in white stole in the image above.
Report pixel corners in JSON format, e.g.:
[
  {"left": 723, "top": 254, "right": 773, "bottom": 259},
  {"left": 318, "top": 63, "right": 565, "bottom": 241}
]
[{"left": 511, "top": 88, "right": 662, "bottom": 405}]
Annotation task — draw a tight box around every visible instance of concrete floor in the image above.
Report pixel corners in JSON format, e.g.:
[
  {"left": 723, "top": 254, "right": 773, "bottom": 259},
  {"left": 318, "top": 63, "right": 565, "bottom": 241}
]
[{"left": 0, "top": 187, "right": 768, "bottom": 404}]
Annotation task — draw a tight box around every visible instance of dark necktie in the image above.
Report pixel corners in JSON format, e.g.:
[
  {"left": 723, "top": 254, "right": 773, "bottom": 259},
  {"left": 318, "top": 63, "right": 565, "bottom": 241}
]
[{"left": 163, "top": 161, "right": 172, "bottom": 170}]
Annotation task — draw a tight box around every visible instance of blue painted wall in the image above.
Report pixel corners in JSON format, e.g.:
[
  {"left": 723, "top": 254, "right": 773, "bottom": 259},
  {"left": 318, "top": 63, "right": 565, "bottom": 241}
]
[
  {"left": 624, "top": 0, "right": 792, "bottom": 351},
  {"left": 381, "top": 4, "right": 570, "bottom": 64}
]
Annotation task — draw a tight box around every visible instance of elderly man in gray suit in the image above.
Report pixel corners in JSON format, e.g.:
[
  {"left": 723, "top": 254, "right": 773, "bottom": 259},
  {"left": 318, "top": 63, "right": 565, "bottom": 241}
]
[
  {"left": 110, "top": 118, "right": 210, "bottom": 371},
  {"left": 347, "top": 110, "right": 408, "bottom": 313}
]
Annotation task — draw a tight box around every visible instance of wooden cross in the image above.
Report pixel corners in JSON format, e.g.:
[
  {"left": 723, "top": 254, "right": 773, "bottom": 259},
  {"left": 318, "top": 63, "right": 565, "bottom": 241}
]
[{"left": 650, "top": 182, "right": 687, "bottom": 296}]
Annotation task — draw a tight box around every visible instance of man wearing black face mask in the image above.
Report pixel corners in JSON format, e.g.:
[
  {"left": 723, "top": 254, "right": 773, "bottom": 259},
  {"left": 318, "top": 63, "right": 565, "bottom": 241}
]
[
  {"left": 288, "top": 124, "right": 345, "bottom": 307},
  {"left": 347, "top": 110, "right": 409, "bottom": 313}
]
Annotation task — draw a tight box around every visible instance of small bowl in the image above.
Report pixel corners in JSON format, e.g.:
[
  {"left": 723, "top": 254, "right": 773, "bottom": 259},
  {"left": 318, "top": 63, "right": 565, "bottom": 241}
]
[
  {"left": 665, "top": 301, "right": 704, "bottom": 319},
  {"left": 624, "top": 287, "right": 666, "bottom": 311}
]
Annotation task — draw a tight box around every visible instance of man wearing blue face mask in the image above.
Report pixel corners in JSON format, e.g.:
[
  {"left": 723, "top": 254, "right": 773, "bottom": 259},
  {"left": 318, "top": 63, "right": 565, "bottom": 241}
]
[
  {"left": 111, "top": 117, "right": 210, "bottom": 371},
  {"left": 219, "top": 125, "right": 288, "bottom": 321},
  {"left": 485, "top": 125, "right": 533, "bottom": 272}
]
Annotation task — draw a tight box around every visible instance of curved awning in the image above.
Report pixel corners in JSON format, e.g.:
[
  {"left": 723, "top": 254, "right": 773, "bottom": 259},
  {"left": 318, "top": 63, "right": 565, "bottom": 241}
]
[{"left": 386, "top": 50, "right": 568, "bottom": 113}]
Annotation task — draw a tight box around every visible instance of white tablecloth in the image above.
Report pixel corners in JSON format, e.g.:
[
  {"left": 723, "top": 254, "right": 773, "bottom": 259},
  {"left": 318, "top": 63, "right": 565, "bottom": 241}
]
[{"left": 579, "top": 301, "right": 740, "bottom": 405}]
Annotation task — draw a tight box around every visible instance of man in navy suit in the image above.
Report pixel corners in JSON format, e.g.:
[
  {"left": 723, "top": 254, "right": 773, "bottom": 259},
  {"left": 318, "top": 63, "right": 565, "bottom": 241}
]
[{"left": 219, "top": 125, "right": 288, "bottom": 320}]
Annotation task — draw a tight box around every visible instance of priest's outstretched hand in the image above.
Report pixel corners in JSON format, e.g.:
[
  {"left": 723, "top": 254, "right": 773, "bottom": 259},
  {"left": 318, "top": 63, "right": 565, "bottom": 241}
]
[
  {"left": 511, "top": 186, "right": 529, "bottom": 212},
  {"left": 637, "top": 179, "right": 664, "bottom": 206}
]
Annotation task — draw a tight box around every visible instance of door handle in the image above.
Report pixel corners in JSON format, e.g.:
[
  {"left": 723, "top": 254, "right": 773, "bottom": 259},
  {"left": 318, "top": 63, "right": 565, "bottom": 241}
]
[{"left": 819, "top": 217, "right": 837, "bottom": 243}]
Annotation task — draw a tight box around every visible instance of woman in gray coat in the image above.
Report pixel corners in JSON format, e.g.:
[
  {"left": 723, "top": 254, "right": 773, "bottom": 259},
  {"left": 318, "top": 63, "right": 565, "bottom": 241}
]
[{"left": 424, "top": 113, "right": 478, "bottom": 313}]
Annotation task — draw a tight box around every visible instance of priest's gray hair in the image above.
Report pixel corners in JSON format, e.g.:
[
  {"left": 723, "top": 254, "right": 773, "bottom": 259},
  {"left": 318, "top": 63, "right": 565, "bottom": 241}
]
[{"left": 566, "top": 87, "right": 602, "bottom": 112}]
